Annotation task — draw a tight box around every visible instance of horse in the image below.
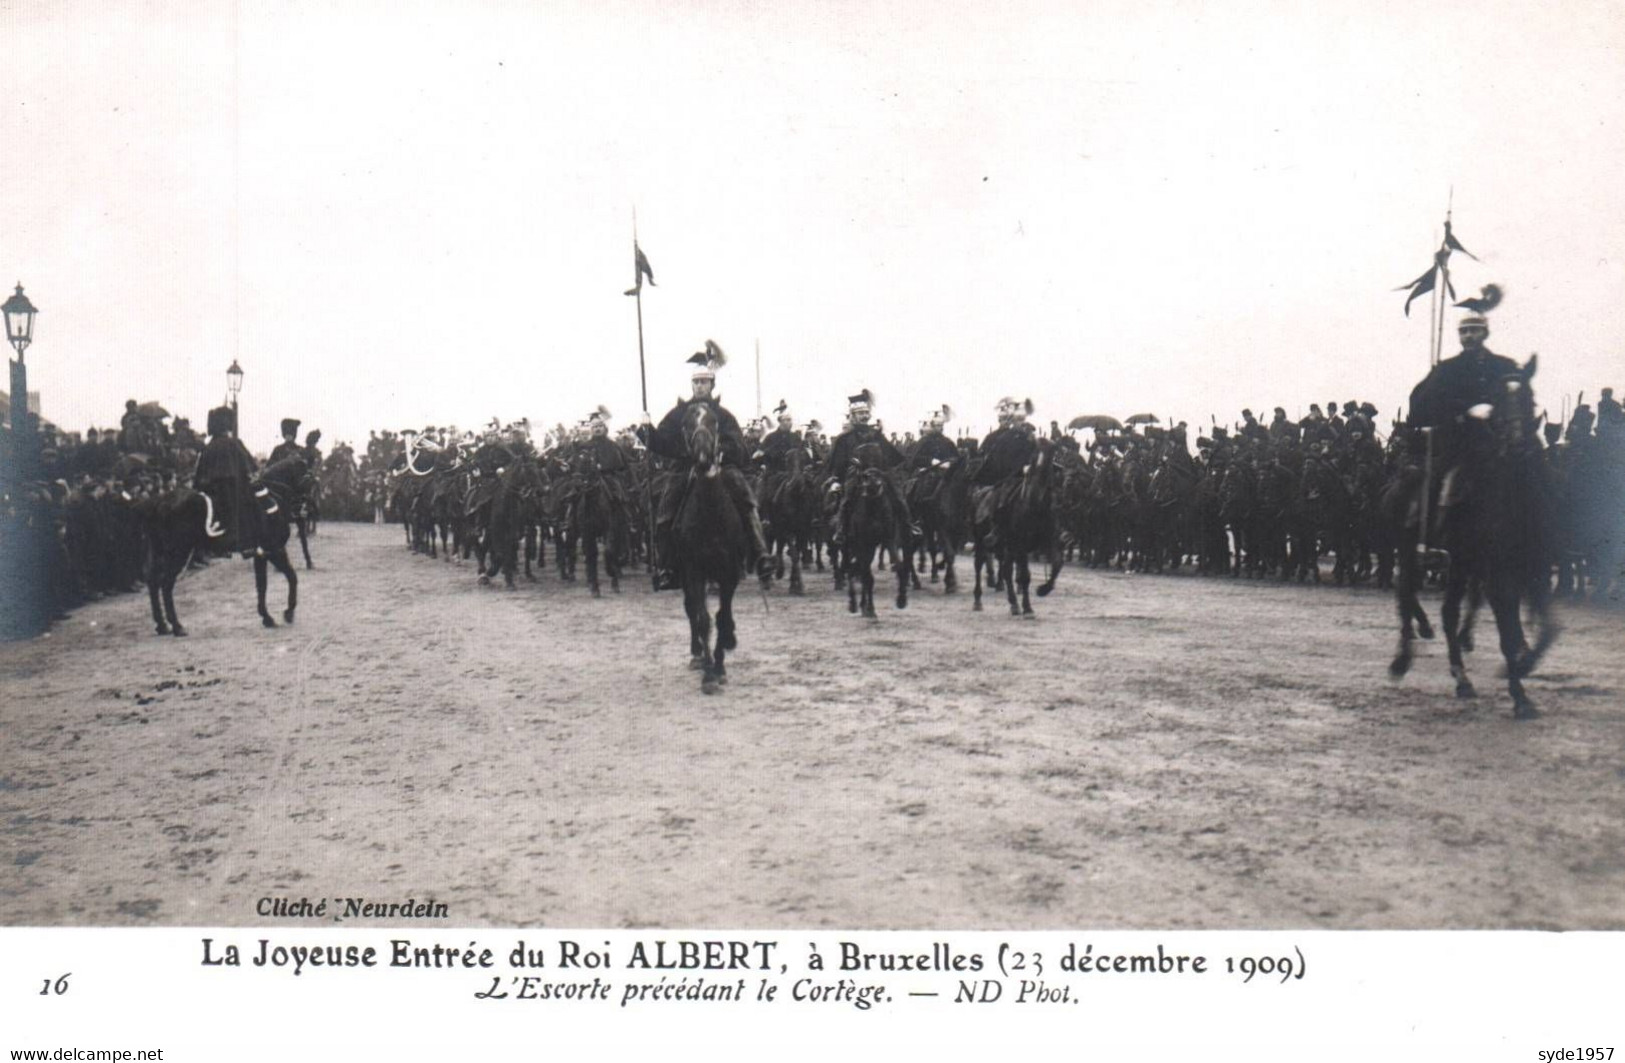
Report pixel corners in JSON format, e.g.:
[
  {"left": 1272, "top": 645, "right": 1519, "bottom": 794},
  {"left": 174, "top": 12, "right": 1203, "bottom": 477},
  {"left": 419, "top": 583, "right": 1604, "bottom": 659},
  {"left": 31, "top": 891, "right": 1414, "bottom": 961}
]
[
  {"left": 670, "top": 403, "right": 748, "bottom": 694},
  {"left": 906, "top": 454, "right": 969, "bottom": 593},
  {"left": 477, "top": 459, "right": 547, "bottom": 589},
  {"left": 977, "top": 438, "right": 1064, "bottom": 616},
  {"left": 763, "top": 442, "right": 820, "bottom": 596},
  {"left": 567, "top": 451, "right": 630, "bottom": 598},
  {"left": 138, "top": 456, "right": 310, "bottom": 635},
  {"left": 1388, "top": 356, "right": 1559, "bottom": 718},
  {"left": 842, "top": 466, "right": 912, "bottom": 618}
]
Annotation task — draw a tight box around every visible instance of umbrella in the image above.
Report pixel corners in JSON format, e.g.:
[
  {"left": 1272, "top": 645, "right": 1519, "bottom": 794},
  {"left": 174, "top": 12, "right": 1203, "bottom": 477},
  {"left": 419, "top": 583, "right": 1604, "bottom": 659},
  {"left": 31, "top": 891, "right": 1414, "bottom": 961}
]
[
  {"left": 1067, "top": 414, "right": 1123, "bottom": 432},
  {"left": 1125, "top": 413, "right": 1160, "bottom": 425},
  {"left": 136, "top": 401, "right": 171, "bottom": 420}
]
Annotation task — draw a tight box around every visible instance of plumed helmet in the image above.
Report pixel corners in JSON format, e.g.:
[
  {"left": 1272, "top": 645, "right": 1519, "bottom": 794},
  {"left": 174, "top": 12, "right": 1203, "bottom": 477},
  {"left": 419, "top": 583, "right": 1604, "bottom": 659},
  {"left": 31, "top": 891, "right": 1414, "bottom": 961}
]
[
  {"left": 847, "top": 388, "right": 874, "bottom": 412},
  {"left": 1455, "top": 284, "right": 1502, "bottom": 332},
  {"left": 280, "top": 418, "right": 301, "bottom": 437},
  {"left": 687, "top": 340, "right": 727, "bottom": 381}
]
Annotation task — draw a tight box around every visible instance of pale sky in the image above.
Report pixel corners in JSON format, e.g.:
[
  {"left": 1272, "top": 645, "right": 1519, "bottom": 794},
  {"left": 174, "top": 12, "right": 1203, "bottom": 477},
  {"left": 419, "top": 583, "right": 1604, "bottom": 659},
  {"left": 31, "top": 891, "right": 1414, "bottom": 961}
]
[{"left": 4, "top": 0, "right": 1622, "bottom": 450}]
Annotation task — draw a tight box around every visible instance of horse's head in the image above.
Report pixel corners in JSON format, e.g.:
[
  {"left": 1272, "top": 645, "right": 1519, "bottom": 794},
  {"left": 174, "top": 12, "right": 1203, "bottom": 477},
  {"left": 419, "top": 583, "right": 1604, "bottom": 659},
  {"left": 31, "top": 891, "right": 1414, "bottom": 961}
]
[
  {"left": 683, "top": 402, "right": 720, "bottom": 479},
  {"left": 1021, "top": 441, "right": 1057, "bottom": 504},
  {"left": 1470, "top": 355, "right": 1540, "bottom": 456},
  {"left": 857, "top": 466, "right": 888, "bottom": 500}
]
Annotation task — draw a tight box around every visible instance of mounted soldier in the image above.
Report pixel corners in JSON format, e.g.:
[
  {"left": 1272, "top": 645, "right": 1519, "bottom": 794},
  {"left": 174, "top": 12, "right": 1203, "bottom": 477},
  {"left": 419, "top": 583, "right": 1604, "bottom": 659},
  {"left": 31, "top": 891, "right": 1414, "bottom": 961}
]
[
  {"left": 269, "top": 419, "right": 303, "bottom": 465},
  {"left": 909, "top": 405, "right": 960, "bottom": 471},
  {"left": 639, "top": 341, "right": 771, "bottom": 590},
  {"left": 578, "top": 406, "right": 635, "bottom": 524},
  {"left": 192, "top": 405, "right": 264, "bottom": 558},
  {"left": 826, "top": 388, "right": 911, "bottom": 546},
  {"left": 1405, "top": 285, "right": 1520, "bottom": 533},
  {"left": 971, "top": 397, "right": 1040, "bottom": 548},
  {"left": 755, "top": 400, "right": 803, "bottom": 506}
]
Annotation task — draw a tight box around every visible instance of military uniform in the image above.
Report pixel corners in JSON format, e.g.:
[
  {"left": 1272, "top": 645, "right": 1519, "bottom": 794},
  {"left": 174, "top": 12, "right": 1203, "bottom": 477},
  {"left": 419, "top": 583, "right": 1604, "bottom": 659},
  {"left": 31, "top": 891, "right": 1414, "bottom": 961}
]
[
  {"left": 1406, "top": 311, "right": 1523, "bottom": 526},
  {"left": 825, "top": 393, "right": 912, "bottom": 545},
  {"left": 640, "top": 342, "right": 771, "bottom": 586},
  {"left": 909, "top": 427, "right": 959, "bottom": 470},
  {"left": 269, "top": 419, "right": 304, "bottom": 466},
  {"left": 192, "top": 406, "right": 263, "bottom": 556}
]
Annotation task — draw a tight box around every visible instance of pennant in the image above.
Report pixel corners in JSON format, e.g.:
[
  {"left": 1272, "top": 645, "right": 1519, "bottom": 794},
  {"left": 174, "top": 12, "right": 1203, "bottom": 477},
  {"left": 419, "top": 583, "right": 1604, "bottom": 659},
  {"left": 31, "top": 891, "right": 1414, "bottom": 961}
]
[
  {"left": 1396, "top": 265, "right": 1436, "bottom": 317},
  {"left": 624, "top": 243, "right": 656, "bottom": 296},
  {"left": 1443, "top": 220, "right": 1478, "bottom": 262}
]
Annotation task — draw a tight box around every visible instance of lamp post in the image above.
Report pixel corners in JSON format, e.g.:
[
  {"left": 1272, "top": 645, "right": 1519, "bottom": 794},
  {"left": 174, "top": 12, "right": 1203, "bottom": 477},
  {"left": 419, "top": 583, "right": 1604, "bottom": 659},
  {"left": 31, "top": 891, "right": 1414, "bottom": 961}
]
[
  {"left": 2, "top": 283, "right": 43, "bottom": 639},
  {"left": 226, "top": 359, "right": 243, "bottom": 426},
  {"left": 3, "top": 283, "right": 40, "bottom": 480}
]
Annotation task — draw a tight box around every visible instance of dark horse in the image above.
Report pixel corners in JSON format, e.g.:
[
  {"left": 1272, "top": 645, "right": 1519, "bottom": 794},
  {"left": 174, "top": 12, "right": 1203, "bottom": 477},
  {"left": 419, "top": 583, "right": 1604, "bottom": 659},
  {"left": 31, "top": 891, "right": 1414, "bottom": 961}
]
[
  {"left": 1389, "top": 357, "right": 1559, "bottom": 718},
  {"left": 907, "top": 454, "right": 968, "bottom": 593},
  {"left": 139, "top": 456, "right": 310, "bottom": 635},
  {"left": 987, "top": 439, "right": 1064, "bottom": 616},
  {"left": 567, "top": 451, "right": 630, "bottom": 598},
  {"left": 672, "top": 404, "right": 747, "bottom": 694},
  {"left": 763, "top": 442, "right": 820, "bottom": 596},
  {"left": 842, "top": 465, "right": 912, "bottom": 619}
]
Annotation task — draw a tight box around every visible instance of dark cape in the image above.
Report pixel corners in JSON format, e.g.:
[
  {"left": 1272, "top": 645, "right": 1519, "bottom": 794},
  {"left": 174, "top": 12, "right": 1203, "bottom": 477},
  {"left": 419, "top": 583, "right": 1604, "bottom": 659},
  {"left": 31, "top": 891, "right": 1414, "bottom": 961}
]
[{"left": 193, "top": 436, "right": 260, "bottom": 553}]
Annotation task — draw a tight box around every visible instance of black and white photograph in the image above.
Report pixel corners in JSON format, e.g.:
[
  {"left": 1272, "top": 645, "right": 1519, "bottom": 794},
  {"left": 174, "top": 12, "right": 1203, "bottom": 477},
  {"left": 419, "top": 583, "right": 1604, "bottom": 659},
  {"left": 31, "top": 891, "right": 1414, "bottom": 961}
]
[{"left": 2, "top": 0, "right": 1622, "bottom": 1054}]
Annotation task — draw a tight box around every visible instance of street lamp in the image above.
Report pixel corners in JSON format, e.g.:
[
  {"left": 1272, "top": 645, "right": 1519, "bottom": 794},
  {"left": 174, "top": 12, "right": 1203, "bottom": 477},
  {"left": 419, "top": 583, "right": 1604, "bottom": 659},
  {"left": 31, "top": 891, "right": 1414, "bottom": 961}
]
[
  {"left": 1, "top": 283, "right": 44, "bottom": 639},
  {"left": 4, "top": 283, "right": 40, "bottom": 475},
  {"left": 226, "top": 359, "right": 243, "bottom": 421}
]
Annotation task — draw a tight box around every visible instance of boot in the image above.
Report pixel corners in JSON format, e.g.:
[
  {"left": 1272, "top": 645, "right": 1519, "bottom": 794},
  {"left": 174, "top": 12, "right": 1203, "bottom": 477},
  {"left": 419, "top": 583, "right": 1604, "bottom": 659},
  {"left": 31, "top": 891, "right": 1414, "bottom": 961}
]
[
  {"left": 651, "top": 526, "right": 679, "bottom": 590},
  {"left": 747, "top": 508, "right": 773, "bottom": 582}
]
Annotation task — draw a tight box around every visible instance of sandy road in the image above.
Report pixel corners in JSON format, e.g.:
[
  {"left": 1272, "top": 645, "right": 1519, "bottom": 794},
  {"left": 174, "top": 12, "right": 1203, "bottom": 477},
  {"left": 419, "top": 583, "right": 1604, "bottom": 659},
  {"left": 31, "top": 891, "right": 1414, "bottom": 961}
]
[{"left": 3, "top": 522, "right": 1622, "bottom": 929}]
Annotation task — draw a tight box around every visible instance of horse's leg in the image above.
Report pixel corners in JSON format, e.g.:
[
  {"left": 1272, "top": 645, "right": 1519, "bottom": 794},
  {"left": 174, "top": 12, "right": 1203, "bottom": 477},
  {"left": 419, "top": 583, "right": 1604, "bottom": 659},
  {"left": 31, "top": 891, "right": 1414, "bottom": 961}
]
[
  {"left": 586, "top": 534, "right": 601, "bottom": 597},
  {"left": 298, "top": 519, "right": 313, "bottom": 570},
  {"left": 146, "top": 539, "right": 169, "bottom": 635},
  {"left": 1019, "top": 554, "right": 1035, "bottom": 617},
  {"left": 1003, "top": 550, "right": 1021, "bottom": 616},
  {"left": 942, "top": 529, "right": 959, "bottom": 594},
  {"left": 895, "top": 538, "right": 911, "bottom": 610},
  {"left": 693, "top": 581, "right": 721, "bottom": 695},
  {"left": 271, "top": 548, "right": 298, "bottom": 623},
  {"left": 1485, "top": 585, "right": 1537, "bottom": 719},
  {"left": 789, "top": 530, "right": 805, "bottom": 596},
  {"left": 1036, "top": 548, "right": 1061, "bottom": 598},
  {"left": 156, "top": 546, "right": 185, "bottom": 637},
  {"left": 715, "top": 579, "right": 737, "bottom": 688},
  {"left": 502, "top": 530, "right": 519, "bottom": 589},
  {"left": 862, "top": 552, "right": 877, "bottom": 620},
  {"left": 162, "top": 558, "right": 185, "bottom": 637},
  {"left": 972, "top": 537, "right": 985, "bottom": 612},
  {"left": 684, "top": 580, "right": 706, "bottom": 668},
  {"left": 255, "top": 555, "right": 276, "bottom": 628},
  {"left": 1459, "top": 578, "right": 1482, "bottom": 654},
  {"left": 1442, "top": 566, "right": 1473, "bottom": 698}
]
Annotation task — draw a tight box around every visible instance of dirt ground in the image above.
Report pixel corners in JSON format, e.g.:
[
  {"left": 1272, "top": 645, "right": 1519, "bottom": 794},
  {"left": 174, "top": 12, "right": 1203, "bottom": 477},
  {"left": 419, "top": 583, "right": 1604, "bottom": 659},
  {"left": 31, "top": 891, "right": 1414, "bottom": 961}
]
[{"left": 3, "top": 522, "right": 1622, "bottom": 930}]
